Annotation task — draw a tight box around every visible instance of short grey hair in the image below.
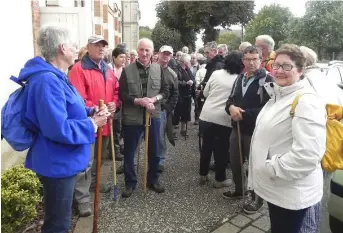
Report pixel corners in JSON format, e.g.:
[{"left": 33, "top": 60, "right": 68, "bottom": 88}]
[
  {"left": 130, "top": 50, "right": 138, "bottom": 56},
  {"left": 179, "top": 53, "right": 191, "bottom": 64},
  {"left": 239, "top": 41, "right": 252, "bottom": 52},
  {"left": 300, "top": 46, "right": 318, "bottom": 67},
  {"left": 256, "top": 35, "right": 275, "bottom": 52},
  {"left": 205, "top": 41, "right": 217, "bottom": 50},
  {"left": 38, "top": 24, "right": 73, "bottom": 62},
  {"left": 137, "top": 38, "right": 154, "bottom": 50},
  {"left": 217, "top": 44, "right": 228, "bottom": 51},
  {"left": 196, "top": 53, "right": 205, "bottom": 60}
]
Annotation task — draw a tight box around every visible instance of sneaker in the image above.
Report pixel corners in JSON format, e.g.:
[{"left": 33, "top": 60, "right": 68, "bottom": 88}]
[
  {"left": 158, "top": 164, "right": 165, "bottom": 173},
  {"left": 147, "top": 183, "right": 165, "bottom": 193},
  {"left": 121, "top": 187, "right": 134, "bottom": 198},
  {"left": 78, "top": 202, "right": 91, "bottom": 217},
  {"left": 199, "top": 175, "right": 209, "bottom": 185},
  {"left": 243, "top": 200, "right": 263, "bottom": 214},
  {"left": 213, "top": 179, "right": 231, "bottom": 189},
  {"left": 222, "top": 190, "right": 244, "bottom": 200}
]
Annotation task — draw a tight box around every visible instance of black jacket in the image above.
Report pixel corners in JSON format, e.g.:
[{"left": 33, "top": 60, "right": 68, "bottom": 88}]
[
  {"left": 225, "top": 68, "right": 273, "bottom": 135},
  {"left": 176, "top": 65, "right": 195, "bottom": 100},
  {"left": 202, "top": 55, "right": 225, "bottom": 86},
  {"left": 161, "top": 67, "right": 179, "bottom": 113}
]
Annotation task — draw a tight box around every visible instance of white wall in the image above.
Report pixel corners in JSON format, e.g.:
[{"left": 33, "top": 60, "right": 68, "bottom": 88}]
[{"left": 0, "top": 0, "right": 35, "bottom": 170}]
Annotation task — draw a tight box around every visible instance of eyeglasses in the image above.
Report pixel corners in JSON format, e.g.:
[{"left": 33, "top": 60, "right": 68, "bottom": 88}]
[
  {"left": 272, "top": 63, "right": 294, "bottom": 71},
  {"left": 243, "top": 58, "right": 260, "bottom": 63}
]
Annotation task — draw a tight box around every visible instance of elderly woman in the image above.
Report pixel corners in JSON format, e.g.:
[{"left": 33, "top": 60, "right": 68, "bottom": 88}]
[
  {"left": 19, "top": 24, "right": 109, "bottom": 232},
  {"left": 248, "top": 44, "right": 326, "bottom": 233},
  {"left": 199, "top": 51, "right": 242, "bottom": 187},
  {"left": 173, "top": 53, "right": 194, "bottom": 137}
]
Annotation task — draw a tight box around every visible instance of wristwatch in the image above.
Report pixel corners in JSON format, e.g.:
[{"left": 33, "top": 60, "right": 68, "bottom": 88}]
[{"left": 156, "top": 95, "right": 161, "bottom": 102}]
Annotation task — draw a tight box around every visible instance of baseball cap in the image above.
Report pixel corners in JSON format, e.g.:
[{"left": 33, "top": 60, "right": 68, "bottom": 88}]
[
  {"left": 88, "top": 35, "right": 108, "bottom": 45},
  {"left": 159, "top": 45, "right": 173, "bottom": 54}
]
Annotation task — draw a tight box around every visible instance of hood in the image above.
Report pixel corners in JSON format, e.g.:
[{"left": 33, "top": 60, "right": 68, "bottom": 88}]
[{"left": 17, "top": 56, "right": 66, "bottom": 83}]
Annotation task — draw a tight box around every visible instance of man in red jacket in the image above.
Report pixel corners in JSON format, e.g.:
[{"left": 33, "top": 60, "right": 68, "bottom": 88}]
[{"left": 69, "top": 35, "right": 120, "bottom": 217}]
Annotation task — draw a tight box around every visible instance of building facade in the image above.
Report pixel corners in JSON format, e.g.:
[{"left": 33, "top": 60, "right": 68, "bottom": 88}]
[{"left": 122, "top": 0, "right": 140, "bottom": 51}]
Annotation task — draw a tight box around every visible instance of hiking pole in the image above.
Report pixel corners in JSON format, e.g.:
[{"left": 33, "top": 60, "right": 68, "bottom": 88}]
[
  {"left": 237, "top": 121, "right": 246, "bottom": 208},
  {"left": 143, "top": 111, "right": 151, "bottom": 194},
  {"left": 109, "top": 119, "right": 119, "bottom": 201},
  {"left": 93, "top": 100, "right": 104, "bottom": 233}
]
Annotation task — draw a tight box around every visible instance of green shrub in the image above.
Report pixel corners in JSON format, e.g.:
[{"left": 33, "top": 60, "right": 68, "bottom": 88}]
[{"left": 1, "top": 165, "right": 41, "bottom": 233}]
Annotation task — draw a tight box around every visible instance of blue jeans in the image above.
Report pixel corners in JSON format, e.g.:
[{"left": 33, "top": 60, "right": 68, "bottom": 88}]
[
  {"left": 158, "top": 111, "right": 167, "bottom": 166},
  {"left": 40, "top": 175, "right": 77, "bottom": 233},
  {"left": 123, "top": 118, "right": 161, "bottom": 189}
]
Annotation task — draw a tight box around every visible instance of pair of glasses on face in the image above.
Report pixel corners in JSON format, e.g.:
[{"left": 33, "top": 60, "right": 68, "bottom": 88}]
[{"left": 272, "top": 63, "right": 294, "bottom": 71}]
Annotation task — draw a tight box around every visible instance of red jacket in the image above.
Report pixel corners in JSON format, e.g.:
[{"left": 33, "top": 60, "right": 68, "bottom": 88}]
[{"left": 69, "top": 55, "right": 120, "bottom": 136}]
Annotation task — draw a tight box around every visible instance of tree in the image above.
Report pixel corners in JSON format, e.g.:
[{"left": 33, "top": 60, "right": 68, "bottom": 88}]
[
  {"left": 244, "top": 4, "right": 294, "bottom": 48},
  {"left": 139, "top": 26, "right": 152, "bottom": 39},
  {"left": 300, "top": 1, "right": 343, "bottom": 59},
  {"left": 156, "top": 1, "right": 254, "bottom": 46},
  {"left": 216, "top": 31, "right": 241, "bottom": 50},
  {"left": 151, "top": 21, "right": 183, "bottom": 52}
]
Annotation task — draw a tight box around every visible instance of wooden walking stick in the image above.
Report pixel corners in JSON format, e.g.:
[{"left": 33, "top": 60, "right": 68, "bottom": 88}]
[
  {"left": 93, "top": 100, "right": 104, "bottom": 233},
  {"left": 237, "top": 121, "right": 246, "bottom": 207},
  {"left": 109, "top": 119, "right": 119, "bottom": 201},
  {"left": 143, "top": 111, "right": 151, "bottom": 194}
]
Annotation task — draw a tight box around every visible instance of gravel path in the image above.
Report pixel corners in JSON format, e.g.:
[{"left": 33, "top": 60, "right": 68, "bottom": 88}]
[{"left": 98, "top": 121, "right": 243, "bottom": 233}]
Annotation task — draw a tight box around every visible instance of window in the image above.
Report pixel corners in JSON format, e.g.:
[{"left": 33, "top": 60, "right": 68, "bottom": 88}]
[{"left": 327, "top": 66, "right": 343, "bottom": 84}]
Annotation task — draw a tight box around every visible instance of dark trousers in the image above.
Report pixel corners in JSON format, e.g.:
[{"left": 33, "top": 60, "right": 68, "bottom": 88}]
[
  {"left": 199, "top": 121, "right": 231, "bottom": 181},
  {"left": 230, "top": 127, "right": 251, "bottom": 192},
  {"left": 41, "top": 175, "right": 77, "bottom": 233},
  {"left": 194, "top": 97, "right": 204, "bottom": 120},
  {"left": 123, "top": 119, "right": 160, "bottom": 189},
  {"left": 268, "top": 202, "right": 309, "bottom": 233}
]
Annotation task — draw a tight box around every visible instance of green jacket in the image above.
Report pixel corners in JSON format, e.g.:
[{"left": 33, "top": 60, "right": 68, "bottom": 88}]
[{"left": 119, "top": 61, "right": 169, "bottom": 125}]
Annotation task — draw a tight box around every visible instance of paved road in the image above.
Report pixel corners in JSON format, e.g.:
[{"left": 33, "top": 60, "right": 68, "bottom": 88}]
[{"left": 74, "top": 115, "right": 331, "bottom": 233}]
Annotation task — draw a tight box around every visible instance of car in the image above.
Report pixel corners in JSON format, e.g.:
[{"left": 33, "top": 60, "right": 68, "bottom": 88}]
[
  {"left": 326, "top": 61, "right": 343, "bottom": 85},
  {"left": 328, "top": 170, "right": 343, "bottom": 233}
]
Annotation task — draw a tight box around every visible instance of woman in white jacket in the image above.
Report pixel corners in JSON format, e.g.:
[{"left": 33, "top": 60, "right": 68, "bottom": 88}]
[
  {"left": 248, "top": 44, "right": 326, "bottom": 233},
  {"left": 199, "top": 51, "right": 242, "bottom": 188}
]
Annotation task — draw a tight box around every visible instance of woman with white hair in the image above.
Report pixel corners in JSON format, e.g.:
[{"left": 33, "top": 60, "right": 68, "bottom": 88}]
[
  {"left": 16, "top": 24, "right": 109, "bottom": 232},
  {"left": 300, "top": 45, "right": 343, "bottom": 105},
  {"left": 173, "top": 53, "right": 195, "bottom": 137}
]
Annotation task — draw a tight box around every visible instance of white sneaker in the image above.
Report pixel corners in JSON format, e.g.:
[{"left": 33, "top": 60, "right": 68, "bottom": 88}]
[{"left": 213, "top": 179, "right": 231, "bottom": 189}]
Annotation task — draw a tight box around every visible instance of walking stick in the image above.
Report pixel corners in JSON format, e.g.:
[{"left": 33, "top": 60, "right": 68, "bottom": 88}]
[
  {"left": 93, "top": 100, "right": 104, "bottom": 233},
  {"left": 143, "top": 111, "right": 151, "bottom": 194},
  {"left": 237, "top": 121, "right": 246, "bottom": 207},
  {"left": 109, "top": 119, "right": 119, "bottom": 201}
]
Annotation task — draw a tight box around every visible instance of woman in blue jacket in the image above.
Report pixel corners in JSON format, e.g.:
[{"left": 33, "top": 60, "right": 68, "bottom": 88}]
[{"left": 19, "top": 24, "right": 110, "bottom": 232}]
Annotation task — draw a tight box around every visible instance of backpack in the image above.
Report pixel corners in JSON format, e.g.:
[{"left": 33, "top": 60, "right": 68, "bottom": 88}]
[
  {"left": 290, "top": 94, "right": 343, "bottom": 172},
  {"left": 1, "top": 75, "right": 38, "bottom": 151}
]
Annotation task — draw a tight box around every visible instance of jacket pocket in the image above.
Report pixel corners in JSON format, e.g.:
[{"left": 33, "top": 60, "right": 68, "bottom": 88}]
[
  {"left": 127, "top": 80, "right": 140, "bottom": 96},
  {"left": 150, "top": 78, "right": 160, "bottom": 90}
]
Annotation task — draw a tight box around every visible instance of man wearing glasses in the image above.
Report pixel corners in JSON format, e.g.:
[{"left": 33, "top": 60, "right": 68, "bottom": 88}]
[{"left": 224, "top": 46, "right": 273, "bottom": 214}]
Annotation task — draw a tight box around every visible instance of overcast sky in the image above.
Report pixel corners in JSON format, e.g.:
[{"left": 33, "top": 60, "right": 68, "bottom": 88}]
[{"left": 137, "top": 0, "right": 307, "bottom": 48}]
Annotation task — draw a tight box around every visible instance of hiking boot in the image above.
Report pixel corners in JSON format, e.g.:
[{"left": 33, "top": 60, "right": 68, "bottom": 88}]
[
  {"left": 90, "top": 183, "right": 111, "bottom": 193},
  {"left": 78, "top": 202, "right": 91, "bottom": 217},
  {"left": 158, "top": 164, "right": 165, "bottom": 173},
  {"left": 121, "top": 187, "right": 134, "bottom": 198},
  {"left": 199, "top": 175, "right": 209, "bottom": 185},
  {"left": 213, "top": 179, "right": 231, "bottom": 189},
  {"left": 222, "top": 190, "right": 244, "bottom": 200},
  {"left": 116, "top": 164, "right": 124, "bottom": 174},
  {"left": 148, "top": 183, "right": 165, "bottom": 193},
  {"left": 243, "top": 199, "right": 264, "bottom": 214}
]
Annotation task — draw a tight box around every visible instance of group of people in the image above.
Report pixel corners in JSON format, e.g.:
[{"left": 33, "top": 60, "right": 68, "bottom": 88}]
[{"left": 10, "top": 21, "right": 343, "bottom": 233}]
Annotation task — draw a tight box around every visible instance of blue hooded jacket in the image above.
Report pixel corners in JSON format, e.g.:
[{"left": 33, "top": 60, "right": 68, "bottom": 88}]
[{"left": 19, "top": 57, "right": 96, "bottom": 178}]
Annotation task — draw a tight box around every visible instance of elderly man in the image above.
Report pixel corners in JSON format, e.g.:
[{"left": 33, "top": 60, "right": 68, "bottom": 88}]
[
  {"left": 182, "top": 46, "right": 189, "bottom": 54},
  {"left": 217, "top": 44, "right": 228, "bottom": 57},
  {"left": 157, "top": 45, "right": 179, "bottom": 172},
  {"left": 224, "top": 46, "right": 273, "bottom": 214},
  {"left": 69, "top": 35, "right": 120, "bottom": 217},
  {"left": 255, "top": 35, "right": 276, "bottom": 72},
  {"left": 239, "top": 41, "right": 252, "bottom": 52},
  {"left": 129, "top": 49, "right": 138, "bottom": 64},
  {"left": 119, "top": 38, "right": 169, "bottom": 198},
  {"left": 175, "top": 51, "right": 183, "bottom": 61}
]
